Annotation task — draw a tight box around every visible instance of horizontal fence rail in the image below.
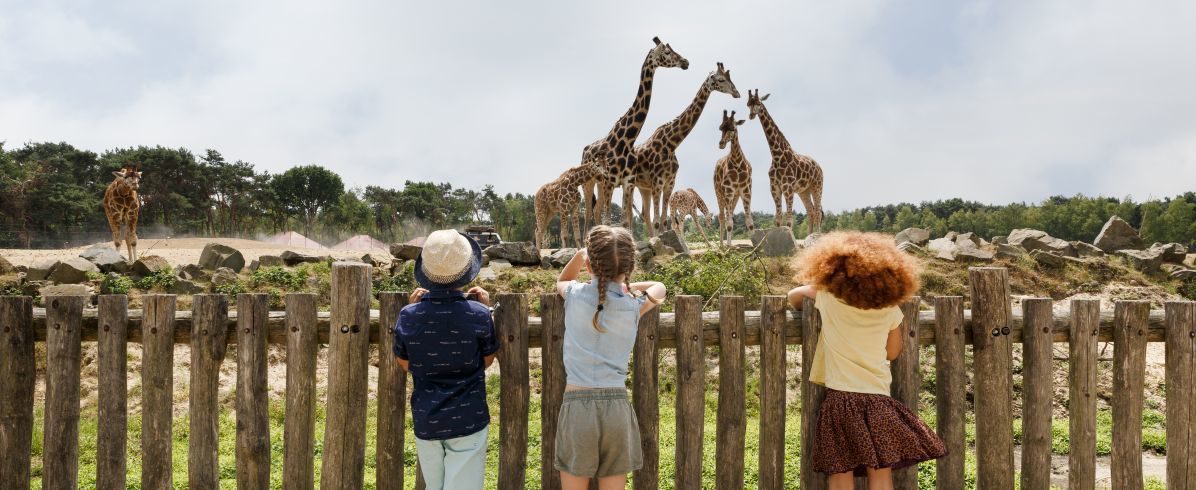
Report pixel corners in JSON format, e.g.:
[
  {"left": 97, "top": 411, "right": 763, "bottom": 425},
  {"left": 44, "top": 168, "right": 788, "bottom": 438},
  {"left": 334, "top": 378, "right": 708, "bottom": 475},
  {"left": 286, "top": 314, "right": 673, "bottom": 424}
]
[{"left": 1, "top": 264, "right": 1194, "bottom": 489}]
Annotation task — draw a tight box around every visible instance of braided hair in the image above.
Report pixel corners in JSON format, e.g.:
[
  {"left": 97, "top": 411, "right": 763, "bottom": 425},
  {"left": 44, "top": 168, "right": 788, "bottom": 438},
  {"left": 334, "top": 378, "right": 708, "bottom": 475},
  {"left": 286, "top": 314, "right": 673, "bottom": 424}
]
[{"left": 585, "top": 225, "right": 637, "bottom": 332}]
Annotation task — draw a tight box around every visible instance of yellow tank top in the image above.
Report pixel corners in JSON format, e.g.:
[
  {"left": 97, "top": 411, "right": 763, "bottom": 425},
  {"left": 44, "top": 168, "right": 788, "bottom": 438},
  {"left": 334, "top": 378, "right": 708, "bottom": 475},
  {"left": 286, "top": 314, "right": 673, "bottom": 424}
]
[{"left": 808, "top": 290, "right": 905, "bottom": 395}]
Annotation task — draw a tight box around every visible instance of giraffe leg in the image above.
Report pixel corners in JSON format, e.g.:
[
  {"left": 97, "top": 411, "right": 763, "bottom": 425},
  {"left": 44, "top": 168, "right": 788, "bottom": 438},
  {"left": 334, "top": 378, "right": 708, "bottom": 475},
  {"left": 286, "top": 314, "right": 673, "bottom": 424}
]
[
  {"left": 742, "top": 193, "right": 756, "bottom": 233},
  {"left": 106, "top": 210, "right": 123, "bottom": 257},
  {"left": 559, "top": 213, "right": 569, "bottom": 250},
  {"left": 570, "top": 210, "right": 581, "bottom": 249},
  {"left": 598, "top": 183, "right": 614, "bottom": 226},
  {"left": 126, "top": 214, "right": 139, "bottom": 262},
  {"left": 810, "top": 183, "right": 825, "bottom": 233},
  {"left": 798, "top": 192, "right": 817, "bottom": 236},
  {"left": 534, "top": 201, "right": 548, "bottom": 251},
  {"left": 582, "top": 182, "right": 595, "bottom": 233},
  {"left": 785, "top": 193, "right": 797, "bottom": 231},
  {"left": 638, "top": 187, "right": 655, "bottom": 238},
  {"left": 658, "top": 178, "right": 675, "bottom": 237}
]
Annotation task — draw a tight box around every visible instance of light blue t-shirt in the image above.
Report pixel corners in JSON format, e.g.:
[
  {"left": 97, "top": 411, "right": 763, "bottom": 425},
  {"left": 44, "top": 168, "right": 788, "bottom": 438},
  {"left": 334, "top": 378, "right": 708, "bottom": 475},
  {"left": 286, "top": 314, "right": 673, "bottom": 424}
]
[{"left": 562, "top": 280, "right": 647, "bottom": 388}]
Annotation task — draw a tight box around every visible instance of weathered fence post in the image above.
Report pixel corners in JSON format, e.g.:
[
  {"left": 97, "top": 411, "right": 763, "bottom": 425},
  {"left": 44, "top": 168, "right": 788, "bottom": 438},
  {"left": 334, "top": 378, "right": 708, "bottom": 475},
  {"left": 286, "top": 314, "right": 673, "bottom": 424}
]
[
  {"left": 934, "top": 296, "right": 966, "bottom": 490},
  {"left": 42, "top": 294, "right": 84, "bottom": 489},
  {"left": 674, "top": 295, "right": 705, "bottom": 490},
  {"left": 285, "top": 293, "right": 318, "bottom": 490},
  {"left": 889, "top": 298, "right": 921, "bottom": 488},
  {"left": 141, "top": 294, "right": 176, "bottom": 489},
  {"left": 1111, "top": 300, "right": 1150, "bottom": 490},
  {"left": 1069, "top": 299, "right": 1100, "bottom": 489},
  {"left": 968, "top": 267, "right": 1014, "bottom": 490},
  {"left": 799, "top": 296, "right": 824, "bottom": 490},
  {"left": 716, "top": 295, "right": 746, "bottom": 490},
  {"left": 0, "top": 296, "right": 34, "bottom": 489},
  {"left": 1021, "top": 298, "right": 1054, "bottom": 490},
  {"left": 238, "top": 293, "right": 271, "bottom": 489},
  {"left": 97, "top": 294, "right": 129, "bottom": 490},
  {"left": 189, "top": 294, "right": 229, "bottom": 489},
  {"left": 377, "top": 292, "right": 409, "bottom": 490},
  {"left": 321, "top": 263, "right": 372, "bottom": 489},
  {"left": 632, "top": 307, "right": 661, "bottom": 490},
  {"left": 497, "top": 293, "right": 530, "bottom": 490},
  {"left": 540, "top": 294, "right": 566, "bottom": 490},
  {"left": 1165, "top": 301, "right": 1196, "bottom": 489}
]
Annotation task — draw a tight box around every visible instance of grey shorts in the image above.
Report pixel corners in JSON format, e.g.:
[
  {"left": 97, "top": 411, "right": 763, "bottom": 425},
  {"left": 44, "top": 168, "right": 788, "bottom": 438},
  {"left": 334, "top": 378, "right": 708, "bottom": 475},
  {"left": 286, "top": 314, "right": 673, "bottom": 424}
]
[{"left": 554, "top": 388, "right": 643, "bottom": 478}]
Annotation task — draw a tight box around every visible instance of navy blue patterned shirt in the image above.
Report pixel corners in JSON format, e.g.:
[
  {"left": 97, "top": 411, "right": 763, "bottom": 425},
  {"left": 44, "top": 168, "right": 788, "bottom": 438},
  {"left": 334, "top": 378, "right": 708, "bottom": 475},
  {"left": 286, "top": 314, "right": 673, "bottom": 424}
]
[{"left": 394, "top": 289, "right": 499, "bottom": 440}]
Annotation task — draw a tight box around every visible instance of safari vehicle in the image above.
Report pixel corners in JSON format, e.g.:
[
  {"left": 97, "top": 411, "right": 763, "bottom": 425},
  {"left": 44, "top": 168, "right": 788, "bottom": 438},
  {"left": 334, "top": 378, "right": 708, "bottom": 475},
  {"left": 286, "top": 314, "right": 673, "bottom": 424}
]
[{"left": 464, "top": 225, "right": 502, "bottom": 248}]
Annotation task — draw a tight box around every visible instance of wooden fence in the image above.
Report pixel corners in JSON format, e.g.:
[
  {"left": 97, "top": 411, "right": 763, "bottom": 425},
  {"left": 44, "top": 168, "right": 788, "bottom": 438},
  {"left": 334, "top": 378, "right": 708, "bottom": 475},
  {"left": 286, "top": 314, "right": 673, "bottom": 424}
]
[{"left": 0, "top": 263, "right": 1194, "bottom": 489}]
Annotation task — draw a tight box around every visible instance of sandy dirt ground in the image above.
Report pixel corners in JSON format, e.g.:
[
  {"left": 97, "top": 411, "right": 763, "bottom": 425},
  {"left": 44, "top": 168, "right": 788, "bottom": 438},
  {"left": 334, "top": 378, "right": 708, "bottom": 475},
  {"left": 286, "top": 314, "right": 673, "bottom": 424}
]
[{"left": 0, "top": 237, "right": 392, "bottom": 268}]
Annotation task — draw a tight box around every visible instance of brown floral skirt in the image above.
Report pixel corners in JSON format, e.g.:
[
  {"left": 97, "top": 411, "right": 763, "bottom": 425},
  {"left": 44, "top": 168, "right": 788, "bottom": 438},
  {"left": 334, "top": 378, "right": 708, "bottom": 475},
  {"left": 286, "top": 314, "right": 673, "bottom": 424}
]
[{"left": 812, "top": 389, "right": 947, "bottom": 476}]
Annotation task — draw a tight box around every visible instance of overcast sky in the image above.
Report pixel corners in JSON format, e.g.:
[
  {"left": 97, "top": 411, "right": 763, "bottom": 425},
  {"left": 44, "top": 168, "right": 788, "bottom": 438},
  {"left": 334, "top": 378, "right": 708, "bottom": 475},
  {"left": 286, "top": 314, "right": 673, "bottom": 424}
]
[{"left": 2, "top": 1, "right": 1194, "bottom": 213}]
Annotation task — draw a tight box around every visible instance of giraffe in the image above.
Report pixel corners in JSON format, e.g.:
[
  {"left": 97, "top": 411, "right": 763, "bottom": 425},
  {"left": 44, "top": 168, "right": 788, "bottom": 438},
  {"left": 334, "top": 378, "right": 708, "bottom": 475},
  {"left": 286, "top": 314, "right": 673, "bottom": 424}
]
[
  {"left": 745, "top": 89, "right": 824, "bottom": 233},
  {"left": 630, "top": 62, "right": 739, "bottom": 238},
  {"left": 581, "top": 36, "right": 688, "bottom": 232},
  {"left": 713, "top": 110, "right": 755, "bottom": 246},
  {"left": 534, "top": 159, "right": 601, "bottom": 250},
  {"left": 103, "top": 165, "right": 142, "bottom": 262},
  {"left": 668, "top": 188, "right": 713, "bottom": 239}
]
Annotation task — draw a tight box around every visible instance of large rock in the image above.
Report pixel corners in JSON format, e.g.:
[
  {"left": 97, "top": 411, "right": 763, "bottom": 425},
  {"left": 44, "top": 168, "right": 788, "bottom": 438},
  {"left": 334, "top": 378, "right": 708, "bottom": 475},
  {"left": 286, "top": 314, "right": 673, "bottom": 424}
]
[
  {"left": 1031, "top": 250, "right": 1084, "bottom": 268},
  {"left": 545, "top": 248, "right": 578, "bottom": 268},
  {"left": 1008, "top": 229, "right": 1075, "bottom": 257},
  {"left": 26, "top": 259, "right": 60, "bottom": 281},
  {"left": 0, "top": 256, "right": 14, "bottom": 275},
  {"left": 483, "top": 242, "right": 540, "bottom": 266},
  {"left": 280, "top": 250, "right": 321, "bottom": 266},
  {"left": 168, "top": 279, "right": 205, "bottom": 295},
  {"left": 897, "top": 242, "right": 928, "bottom": 256},
  {"left": 1071, "top": 241, "right": 1105, "bottom": 258},
  {"left": 177, "top": 264, "right": 211, "bottom": 282},
  {"left": 198, "top": 243, "right": 246, "bottom": 272},
  {"left": 478, "top": 267, "right": 497, "bottom": 281},
  {"left": 1151, "top": 243, "right": 1187, "bottom": 264},
  {"left": 995, "top": 244, "right": 1027, "bottom": 260},
  {"left": 210, "top": 267, "right": 240, "bottom": 288},
  {"left": 1186, "top": 254, "right": 1196, "bottom": 268},
  {"left": 751, "top": 227, "right": 797, "bottom": 257},
  {"left": 955, "top": 232, "right": 984, "bottom": 248},
  {"left": 658, "top": 229, "right": 690, "bottom": 256},
  {"left": 649, "top": 237, "right": 676, "bottom": 258},
  {"left": 636, "top": 240, "right": 655, "bottom": 265},
  {"left": 926, "top": 237, "right": 959, "bottom": 261},
  {"left": 47, "top": 257, "right": 99, "bottom": 284},
  {"left": 489, "top": 259, "right": 513, "bottom": 273},
  {"left": 956, "top": 247, "right": 995, "bottom": 263},
  {"left": 894, "top": 228, "right": 930, "bottom": 247},
  {"left": 132, "top": 255, "right": 171, "bottom": 277},
  {"left": 257, "top": 255, "right": 285, "bottom": 268},
  {"left": 361, "top": 254, "right": 387, "bottom": 267},
  {"left": 79, "top": 245, "right": 130, "bottom": 273},
  {"left": 801, "top": 232, "right": 824, "bottom": 249},
  {"left": 1116, "top": 248, "right": 1164, "bottom": 274},
  {"left": 39, "top": 284, "right": 91, "bottom": 297},
  {"left": 1094, "top": 216, "right": 1144, "bottom": 252},
  {"left": 390, "top": 242, "right": 423, "bottom": 261},
  {"left": 1171, "top": 269, "right": 1196, "bottom": 281},
  {"left": 991, "top": 236, "right": 1008, "bottom": 245}
]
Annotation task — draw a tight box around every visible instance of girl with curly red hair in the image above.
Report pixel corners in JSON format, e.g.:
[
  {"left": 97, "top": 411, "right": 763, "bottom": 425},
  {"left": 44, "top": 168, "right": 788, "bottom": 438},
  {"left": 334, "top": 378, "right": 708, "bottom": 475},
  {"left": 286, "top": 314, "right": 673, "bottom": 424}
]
[{"left": 788, "top": 231, "right": 946, "bottom": 489}]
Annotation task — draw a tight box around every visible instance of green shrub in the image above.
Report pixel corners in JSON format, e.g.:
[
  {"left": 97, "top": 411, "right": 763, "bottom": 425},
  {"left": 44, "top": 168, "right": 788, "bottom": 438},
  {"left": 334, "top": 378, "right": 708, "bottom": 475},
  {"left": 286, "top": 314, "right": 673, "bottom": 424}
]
[
  {"left": 135, "top": 267, "right": 176, "bottom": 290},
  {"left": 213, "top": 279, "right": 247, "bottom": 297},
  {"left": 251, "top": 266, "right": 307, "bottom": 290},
  {"left": 85, "top": 271, "right": 104, "bottom": 282},
  {"left": 375, "top": 262, "right": 417, "bottom": 293},
  {"left": 1180, "top": 276, "right": 1196, "bottom": 301},
  {"left": 640, "top": 248, "right": 766, "bottom": 310},
  {"left": 102, "top": 274, "right": 135, "bottom": 295},
  {"left": 0, "top": 281, "right": 22, "bottom": 296}
]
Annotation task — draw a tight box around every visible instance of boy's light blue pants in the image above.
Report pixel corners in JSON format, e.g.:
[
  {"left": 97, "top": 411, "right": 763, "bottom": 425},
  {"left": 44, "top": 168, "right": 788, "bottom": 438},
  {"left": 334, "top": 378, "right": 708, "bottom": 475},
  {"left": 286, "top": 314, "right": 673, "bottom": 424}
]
[{"left": 414, "top": 425, "right": 489, "bottom": 490}]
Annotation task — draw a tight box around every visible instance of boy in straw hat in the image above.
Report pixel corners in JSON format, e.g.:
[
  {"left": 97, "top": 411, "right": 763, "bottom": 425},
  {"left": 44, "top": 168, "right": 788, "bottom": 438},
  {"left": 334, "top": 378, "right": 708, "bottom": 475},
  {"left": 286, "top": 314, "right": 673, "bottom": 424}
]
[{"left": 394, "top": 229, "right": 498, "bottom": 490}]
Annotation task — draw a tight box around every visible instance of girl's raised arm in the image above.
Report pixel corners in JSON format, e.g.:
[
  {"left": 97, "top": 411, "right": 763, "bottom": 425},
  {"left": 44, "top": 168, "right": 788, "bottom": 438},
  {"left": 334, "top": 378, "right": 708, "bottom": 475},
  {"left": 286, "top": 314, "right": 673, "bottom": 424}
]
[
  {"left": 787, "top": 285, "right": 818, "bottom": 309},
  {"left": 629, "top": 281, "right": 666, "bottom": 315},
  {"left": 556, "top": 249, "right": 587, "bottom": 296}
]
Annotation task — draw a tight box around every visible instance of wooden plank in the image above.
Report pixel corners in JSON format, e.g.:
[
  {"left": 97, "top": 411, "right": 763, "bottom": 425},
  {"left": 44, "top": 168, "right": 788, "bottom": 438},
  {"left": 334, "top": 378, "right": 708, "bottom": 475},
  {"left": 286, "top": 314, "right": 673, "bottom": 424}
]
[
  {"left": 889, "top": 298, "right": 921, "bottom": 489},
  {"left": 320, "top": 263, "right": 373, "bottom": 489},
  {"left": 376, "top": 292, "right": 409, "bottom": 490},
  {"left": 968, "top": 267, "right": 1014, "bottom": 490},
  {"left": 237, "top": 293, "right": 271, "bottom": 489},
  {"left": 1165, "top": 301, "right": 1196, "bottom": 489},
  {"left": 1111, "top": 300, "right": 1149, "bottom": 490},
  {"left": 284, "top": 293, "right": 318, "bottom": 490},
  {"left": 799, "top": 296, "right": 824, "bottom": 490},
  {"left": 1069, "top": 299, "right": 1100, "bottom": 490},
  {"left": 1020, "top": 298, "right": 1054, "bottom": 490},
  {"left": 716, "top": 296, "right": 747, "bottom": 490},
  {"left": 934, "top": 296, "right": 966, "bottom": 490},
  {"left": 96, "top": 295, "right": 129, "bottom": 490},
  {"left": 0, "top": 296, "right": 34, "bottom": 489},
  {"left": 42, "top": 295, "right": 84, "bottom": 489},
  {"left": 141, "top": 294, "right": 176, "bottom": 489},
  {"left": 189, "top": 294, "right": 229, "bottom": 489},
  {"left": 632, "top": 308, "right": 661, "bottom": 490},
  {"left": 674, "top": 295, "right": 705, "bottom": 490},
  {"left": 540, "top": 294, "right": 566, "bottom": 490},
  {"left": 497, "top": 293, "right": 530, "bottom": 490}
]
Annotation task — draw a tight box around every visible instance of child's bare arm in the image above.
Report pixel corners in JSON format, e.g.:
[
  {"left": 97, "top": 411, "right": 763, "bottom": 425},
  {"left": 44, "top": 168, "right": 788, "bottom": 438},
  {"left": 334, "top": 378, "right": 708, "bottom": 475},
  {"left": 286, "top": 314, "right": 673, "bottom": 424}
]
[
  {"left": 886, "top": 325, "right": 903, "bottom": 360},
  {"left": 630, "top": 281, "right": 666, "bottom": 315},
  {"left": 556, "top": 249, "right": 587, "bottom": 296},
  {"left": 787, "top": 285, "right": 818, "bottom": 309}
]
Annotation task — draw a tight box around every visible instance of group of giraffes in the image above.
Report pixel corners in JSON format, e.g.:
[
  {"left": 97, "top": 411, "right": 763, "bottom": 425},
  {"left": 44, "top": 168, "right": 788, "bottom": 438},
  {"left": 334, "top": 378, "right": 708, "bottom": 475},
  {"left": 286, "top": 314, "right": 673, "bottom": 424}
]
[{"left": 534, "top": 36, "right": 825, "bottom": 250}]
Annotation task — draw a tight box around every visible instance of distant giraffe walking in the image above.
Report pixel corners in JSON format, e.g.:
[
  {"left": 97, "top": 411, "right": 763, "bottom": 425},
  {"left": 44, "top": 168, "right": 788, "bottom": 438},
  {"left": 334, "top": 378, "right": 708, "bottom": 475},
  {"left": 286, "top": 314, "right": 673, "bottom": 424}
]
[
  {"left": 534, "top": 161, "right": 600, "bottom": 250},
  {"left": 668, "top": 188, "right": 713, "bottom": 239},
  {"left": 103, "top": 166, "right": 142, "bottom": 262},
  {"left": 712, "top": 110, "right": 755, "bottom": 246},
  {"left": 746, "top": 89, "right": 824, "bottom": 233}
]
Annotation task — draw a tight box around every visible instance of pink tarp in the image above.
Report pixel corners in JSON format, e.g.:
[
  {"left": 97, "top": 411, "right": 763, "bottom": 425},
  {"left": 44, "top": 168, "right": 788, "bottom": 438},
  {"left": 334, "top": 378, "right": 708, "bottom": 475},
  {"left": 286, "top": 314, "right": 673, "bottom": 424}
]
[
  {"left": 331, "top": 234, "right": 389, "bottom": 251},
  {"left": 263, "top": 231, "right": 327, "bottom": 249}
]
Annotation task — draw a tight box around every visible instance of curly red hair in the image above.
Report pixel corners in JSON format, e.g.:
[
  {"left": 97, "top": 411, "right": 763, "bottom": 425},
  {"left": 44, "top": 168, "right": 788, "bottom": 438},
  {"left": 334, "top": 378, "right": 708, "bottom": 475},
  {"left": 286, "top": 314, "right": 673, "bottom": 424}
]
[{"left": 794, "top": 231, "right": 920, "bottom": 309}]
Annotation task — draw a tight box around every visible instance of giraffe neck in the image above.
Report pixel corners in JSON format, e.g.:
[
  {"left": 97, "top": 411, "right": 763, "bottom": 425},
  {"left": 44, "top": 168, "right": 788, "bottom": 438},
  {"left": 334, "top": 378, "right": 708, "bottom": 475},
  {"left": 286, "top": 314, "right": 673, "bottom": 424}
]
[
  {"left": 605, "top": 53, "right": 657, "bottom": 147},
  {"left": 729, "top": 133, "right": 747, "bottom": 162},
  {"left": 756, "top": 106, "right": 793, "bottom": 155},
  {"left": 108, "top": 180, "right": 137, "bottom": 208},
  {"left": 559, "top": 166, "right": 592, "bottom": 188},
  {"left": 657, "top": 83, "right": 713, "bottom": 148}
]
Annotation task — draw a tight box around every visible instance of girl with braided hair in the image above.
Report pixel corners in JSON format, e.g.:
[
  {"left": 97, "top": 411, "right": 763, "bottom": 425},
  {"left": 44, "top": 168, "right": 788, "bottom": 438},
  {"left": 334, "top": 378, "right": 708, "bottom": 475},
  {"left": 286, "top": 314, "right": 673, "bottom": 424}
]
[{"left": 554, "top": 225, "right": 666, "bottom": 489}]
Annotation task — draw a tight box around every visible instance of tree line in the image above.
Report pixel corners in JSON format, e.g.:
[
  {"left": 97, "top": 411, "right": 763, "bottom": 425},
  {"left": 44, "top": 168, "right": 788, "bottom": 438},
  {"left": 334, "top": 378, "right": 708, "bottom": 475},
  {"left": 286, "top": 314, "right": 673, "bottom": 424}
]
[{"left": 0, "top": 141, "right": 1192, "bottom": 249}]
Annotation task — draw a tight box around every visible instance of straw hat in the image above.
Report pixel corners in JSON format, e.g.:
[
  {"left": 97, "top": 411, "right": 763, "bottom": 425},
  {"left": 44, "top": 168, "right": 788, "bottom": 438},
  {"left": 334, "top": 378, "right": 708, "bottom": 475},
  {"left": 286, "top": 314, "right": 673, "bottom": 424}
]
[{"left": 414, "top": 229, "right": 482, "bottom": 290}]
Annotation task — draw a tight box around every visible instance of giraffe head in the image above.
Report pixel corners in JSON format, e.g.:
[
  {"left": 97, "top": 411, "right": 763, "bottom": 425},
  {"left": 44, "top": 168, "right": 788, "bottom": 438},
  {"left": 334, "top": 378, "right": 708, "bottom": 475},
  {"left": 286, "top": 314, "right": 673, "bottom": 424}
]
[
  {"left": 648, "top": 36, "right": 689, "bottom": 70},
  {"left": 112, "top": 166, "right": 142, "bottom": 191},
  {"left": 746, "top": 89, "right": 771, "bottom": 120},
  {"left": 718, "top": 110, "right": 745, "bottom": 149},
  {"left": 705, "top": 62, "right": 740, "bottom": 98}
]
